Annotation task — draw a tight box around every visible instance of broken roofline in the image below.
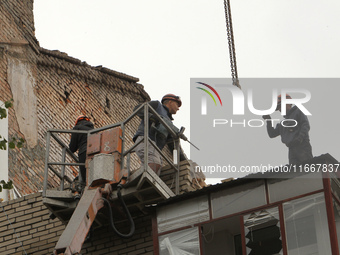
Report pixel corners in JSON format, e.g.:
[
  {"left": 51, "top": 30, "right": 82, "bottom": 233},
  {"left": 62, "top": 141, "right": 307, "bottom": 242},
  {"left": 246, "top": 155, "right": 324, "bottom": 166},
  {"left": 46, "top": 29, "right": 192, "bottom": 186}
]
[
  {"left": 37, "top": 47, "right": 150, "bottom": 100},
  {"left": 155, "top": 153, "right": 339, "bottom": 208},
  {"left": 39, "top": 47, "right": 139, "bottom": 82}
]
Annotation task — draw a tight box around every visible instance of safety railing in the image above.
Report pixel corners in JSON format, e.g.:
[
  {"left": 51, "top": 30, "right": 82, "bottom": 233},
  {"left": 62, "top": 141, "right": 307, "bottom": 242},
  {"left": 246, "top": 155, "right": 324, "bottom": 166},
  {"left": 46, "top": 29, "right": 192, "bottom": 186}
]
[
  {"left": 42, "top": 129, "right": 87, "bottom": 197},
  {"left": 43, "top": 102, "right": 183, "bottom": 197}
]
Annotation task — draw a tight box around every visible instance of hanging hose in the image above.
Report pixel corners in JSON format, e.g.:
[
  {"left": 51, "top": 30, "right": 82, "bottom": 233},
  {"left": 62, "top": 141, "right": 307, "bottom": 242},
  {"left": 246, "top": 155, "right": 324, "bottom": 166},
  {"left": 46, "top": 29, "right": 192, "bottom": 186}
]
[{"left": 102, "top": 184, "right": 135, "bottom": 238}]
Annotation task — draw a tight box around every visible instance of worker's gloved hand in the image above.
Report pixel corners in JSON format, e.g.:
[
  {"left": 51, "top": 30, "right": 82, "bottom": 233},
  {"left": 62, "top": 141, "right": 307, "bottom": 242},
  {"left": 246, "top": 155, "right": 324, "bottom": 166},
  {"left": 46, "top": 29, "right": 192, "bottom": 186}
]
[
  {"left": 177, "top": 127, "right": 187, "bottom": 141},
  {"left": 262, "top": 115, "right": 271, "bottom": 120},
  {"left": 179, "top": 133, "right": 188, "bottom": 141}
]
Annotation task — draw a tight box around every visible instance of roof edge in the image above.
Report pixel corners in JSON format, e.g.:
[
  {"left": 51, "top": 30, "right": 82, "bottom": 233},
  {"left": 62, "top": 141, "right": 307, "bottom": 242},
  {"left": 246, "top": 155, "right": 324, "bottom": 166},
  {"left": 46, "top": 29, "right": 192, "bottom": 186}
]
[
  {"left": 38, "top": 47, "right": 140, "bottom": 83},
  {"left": 155, "top": 153, "right": 339, "bottom": 208}
]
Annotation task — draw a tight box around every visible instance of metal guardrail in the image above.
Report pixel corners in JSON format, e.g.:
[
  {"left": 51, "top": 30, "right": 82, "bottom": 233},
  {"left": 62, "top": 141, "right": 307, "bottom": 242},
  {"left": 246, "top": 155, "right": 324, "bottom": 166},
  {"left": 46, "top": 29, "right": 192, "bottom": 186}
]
[
  {"left": 43, "top": 102, "right": 182, "bottom": 197},
  {"left": 42, "top": 129, "right": 87, "bottom": 197}
]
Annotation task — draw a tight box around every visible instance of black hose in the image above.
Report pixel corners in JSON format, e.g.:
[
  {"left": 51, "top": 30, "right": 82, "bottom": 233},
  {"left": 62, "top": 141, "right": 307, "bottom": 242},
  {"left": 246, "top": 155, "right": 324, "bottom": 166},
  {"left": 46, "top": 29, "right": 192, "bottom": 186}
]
[{"left": 102, "top": 184, "right": 135, "bottom": 238}]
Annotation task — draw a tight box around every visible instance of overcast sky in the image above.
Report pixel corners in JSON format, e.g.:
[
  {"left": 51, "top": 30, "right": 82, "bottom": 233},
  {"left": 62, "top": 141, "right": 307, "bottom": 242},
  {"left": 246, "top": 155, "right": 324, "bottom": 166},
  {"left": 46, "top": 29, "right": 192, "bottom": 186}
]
[{"left": 33, "top": 0, "right": 340, "bottom": 184}]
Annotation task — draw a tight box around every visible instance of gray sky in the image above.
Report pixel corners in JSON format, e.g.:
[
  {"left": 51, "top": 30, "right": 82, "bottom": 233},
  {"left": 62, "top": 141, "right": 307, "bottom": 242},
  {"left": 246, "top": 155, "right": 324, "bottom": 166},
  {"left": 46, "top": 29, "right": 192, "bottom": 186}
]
[{"left": 33, "top": 0, "right": 340, "bottom": 184}]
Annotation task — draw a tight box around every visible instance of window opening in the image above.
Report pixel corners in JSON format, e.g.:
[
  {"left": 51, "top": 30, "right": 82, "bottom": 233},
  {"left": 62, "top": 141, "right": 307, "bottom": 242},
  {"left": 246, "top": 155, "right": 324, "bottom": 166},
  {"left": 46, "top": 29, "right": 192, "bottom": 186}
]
[
  {"left": 201, "top": 215, "right": 241, "bottom": 255},
  {"left": 244, "top": 207, "right": 283, "bottom": 255}
]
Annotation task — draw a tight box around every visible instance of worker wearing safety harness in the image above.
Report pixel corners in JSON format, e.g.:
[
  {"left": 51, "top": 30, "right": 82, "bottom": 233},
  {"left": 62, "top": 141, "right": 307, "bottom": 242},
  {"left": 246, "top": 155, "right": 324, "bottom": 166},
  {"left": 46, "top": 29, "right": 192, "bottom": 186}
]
[
  {"left": 263, "top": 94, "right": 313, "bottom": 165},
  {"left": 133, "top": 94, "right": 186, "bottom": 175}
]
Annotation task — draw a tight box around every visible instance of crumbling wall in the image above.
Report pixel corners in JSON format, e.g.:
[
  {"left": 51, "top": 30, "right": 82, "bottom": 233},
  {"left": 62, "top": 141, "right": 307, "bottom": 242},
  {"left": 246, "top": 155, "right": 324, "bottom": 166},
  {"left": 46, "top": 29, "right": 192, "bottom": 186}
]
[
  {"left": 0, "top": 1, "right": 203, "bottom": 254},
  {"left": 0, "top": 42, "right": 40, "bottom": 195},
  {"left": 7, "top": 54, "right": 38, "bottom": 148},
  {"left": 0, "top": 0, "right": 195, "bottom": 199},
  {"left": 0, "top": 0, "right": 39, "bottom": 52},
  {"left": 0, "top": 0, "right": 150, "bottom": 196},
  {"left": 35, "top": 49, "right": 149, "bottom": 191},
  {"left": 0, "top": 192, "right": 154, "bottom": 255}
]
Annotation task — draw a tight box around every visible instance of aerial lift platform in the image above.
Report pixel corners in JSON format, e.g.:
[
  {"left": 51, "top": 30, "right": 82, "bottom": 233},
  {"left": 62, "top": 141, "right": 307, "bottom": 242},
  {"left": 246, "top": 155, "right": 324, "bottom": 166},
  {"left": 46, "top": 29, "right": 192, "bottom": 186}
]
[
  {"left": 40, "top": 0, "right": 241, "bottom": 252},
  {"left": 42, "top": 103, "right": 185, "bottom": 255}
]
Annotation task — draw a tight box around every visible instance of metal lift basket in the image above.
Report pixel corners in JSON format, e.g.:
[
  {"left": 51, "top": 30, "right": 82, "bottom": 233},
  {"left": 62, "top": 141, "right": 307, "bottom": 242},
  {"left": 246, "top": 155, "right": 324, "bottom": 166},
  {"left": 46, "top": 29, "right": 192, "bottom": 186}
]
[{"left": 42, "top": 103, "right": 182, "bottom": 254}]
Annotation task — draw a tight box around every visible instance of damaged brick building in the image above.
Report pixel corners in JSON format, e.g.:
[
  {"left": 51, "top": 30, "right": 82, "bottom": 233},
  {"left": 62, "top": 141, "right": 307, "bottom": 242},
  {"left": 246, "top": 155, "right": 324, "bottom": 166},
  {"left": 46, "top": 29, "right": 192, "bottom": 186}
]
[
  {"left": 0, "top": 0, "right": 150, "bottom": 196},
  {"left": 2, "top": 1, "right": 340, "bottom": 255},
  {"left": 0, "top": 1, "right": 205, "bottom": 254}
]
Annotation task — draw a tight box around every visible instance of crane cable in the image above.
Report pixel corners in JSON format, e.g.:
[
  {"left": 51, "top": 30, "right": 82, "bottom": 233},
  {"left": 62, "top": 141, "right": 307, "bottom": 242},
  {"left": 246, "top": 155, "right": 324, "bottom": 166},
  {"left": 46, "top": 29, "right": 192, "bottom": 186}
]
[{"left": 224, "top": 0, "right": 241, "bottom": 89}]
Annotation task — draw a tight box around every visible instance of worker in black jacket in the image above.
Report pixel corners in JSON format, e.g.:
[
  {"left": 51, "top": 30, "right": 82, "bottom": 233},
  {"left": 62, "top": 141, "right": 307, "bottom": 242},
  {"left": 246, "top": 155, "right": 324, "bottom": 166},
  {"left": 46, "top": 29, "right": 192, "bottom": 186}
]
[
  {"left": 263, "top": 94, "right": 313, "bottom": 165},
  {"left": 69, "top": 115, "right": 94, "bottom": 183},
  {"left": 133, "top": 94, "right": 186, "bottom": 175}
]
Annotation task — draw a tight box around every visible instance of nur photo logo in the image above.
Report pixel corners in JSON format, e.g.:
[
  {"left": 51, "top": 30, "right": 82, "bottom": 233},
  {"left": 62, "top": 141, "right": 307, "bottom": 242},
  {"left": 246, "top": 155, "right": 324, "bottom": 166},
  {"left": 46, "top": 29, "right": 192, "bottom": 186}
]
[
  {"left": 197, "top": 82, "right": 311, "bottom": 117},
  {"left": 194, "top": 80, "right": 312, "bottom": 129},
  {"left": 196, "top": 82, "right": 222, "bottom": 115}
]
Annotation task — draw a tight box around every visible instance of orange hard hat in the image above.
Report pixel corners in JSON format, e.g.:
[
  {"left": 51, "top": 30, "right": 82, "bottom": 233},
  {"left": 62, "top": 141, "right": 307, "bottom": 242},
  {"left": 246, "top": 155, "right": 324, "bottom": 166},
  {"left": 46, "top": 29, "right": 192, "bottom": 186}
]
[
  {"left": 75, "top": 115, "right": 90, "bottom": 125},
  {"left": 161, "top": 94, "right": 182, "bottom": 107}
]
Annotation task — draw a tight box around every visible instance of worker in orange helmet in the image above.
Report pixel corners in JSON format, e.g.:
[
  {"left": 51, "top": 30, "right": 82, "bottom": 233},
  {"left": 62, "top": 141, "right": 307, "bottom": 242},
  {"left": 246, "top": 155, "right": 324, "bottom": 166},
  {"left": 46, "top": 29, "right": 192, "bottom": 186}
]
[
  {"left": 263, "top": 94, "right": 313, "bottom": 165},
  {"left": 69, "top": 115, "right": 94, "bottom": 184},
  {"left": 133, "top": 94, "right": 186, "bottom": 175}
]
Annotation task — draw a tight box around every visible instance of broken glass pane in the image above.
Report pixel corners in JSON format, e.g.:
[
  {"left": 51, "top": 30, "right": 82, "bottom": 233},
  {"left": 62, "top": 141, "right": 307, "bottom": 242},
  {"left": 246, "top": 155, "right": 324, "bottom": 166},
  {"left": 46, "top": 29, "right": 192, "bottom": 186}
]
[{"left": 244, "top": 207, "right": 283, "bottom": 255}]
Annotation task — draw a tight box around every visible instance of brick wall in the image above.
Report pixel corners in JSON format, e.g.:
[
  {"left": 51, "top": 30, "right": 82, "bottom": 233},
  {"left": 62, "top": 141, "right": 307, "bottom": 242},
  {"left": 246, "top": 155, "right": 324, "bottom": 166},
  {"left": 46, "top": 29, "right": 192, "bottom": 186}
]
[
  {"left": 0, "top": 192, "right": 154, "bottom": 255},
  {"left": 0, "top": 0, "right": 151, "bottom": 196},
  {"left": 160, "top": 160, "right": 207, "bottom": 194},
  {"left": 0, "top": 42, "right": 40, "bottom": 195},
  {"left": 0, "top": 1, "right": 205, "bottom": 254},
  {"left": 0, "top": 192, "right": 64, "bottom": 255},
  {"left": 0, "top": 161, "right": 205, "bottom": 254},
  {"left": 2, "top": 44, "right": 151, "bottom": 196},
  {"left": 0, "top": 0, "right": 38, "bottom": 52},
  {"left": 34, "top": 48, "right": 150, "bottom": 191}
]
